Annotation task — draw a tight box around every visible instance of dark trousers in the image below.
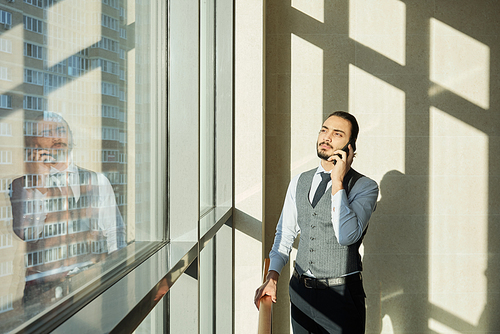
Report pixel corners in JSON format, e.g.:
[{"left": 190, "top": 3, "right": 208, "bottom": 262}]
[{"left": 289, "top": 274, "right": 366, "bottom": 334}]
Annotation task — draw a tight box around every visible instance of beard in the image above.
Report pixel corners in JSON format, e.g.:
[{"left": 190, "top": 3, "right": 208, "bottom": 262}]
[{"left": 317, "top": 142, "right": 333, "bottom": 161}]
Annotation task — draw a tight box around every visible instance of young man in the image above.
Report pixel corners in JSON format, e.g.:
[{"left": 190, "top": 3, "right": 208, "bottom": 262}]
[{"left": 254, "top": 111, "right": 379, "bottom": 333}]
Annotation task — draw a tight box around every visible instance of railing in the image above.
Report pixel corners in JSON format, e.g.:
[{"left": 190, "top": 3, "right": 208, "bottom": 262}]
[{"left": 257, "top": 258, "right": 272, "bottom": 334}]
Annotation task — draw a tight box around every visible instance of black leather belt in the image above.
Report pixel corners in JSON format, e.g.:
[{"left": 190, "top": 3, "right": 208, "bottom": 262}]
[{"left": 293, "top": 269, "right": 361, "bottom": 289}]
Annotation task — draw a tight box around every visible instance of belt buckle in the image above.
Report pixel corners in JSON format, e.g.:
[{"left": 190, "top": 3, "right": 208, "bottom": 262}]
[{"left": 303, "top": 277, "right": 315, "bottom": 289}]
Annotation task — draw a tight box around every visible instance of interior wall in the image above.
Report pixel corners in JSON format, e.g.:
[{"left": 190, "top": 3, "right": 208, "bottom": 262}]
[
  {"left": 264, "top": 0, "right": 500, "bottom": 333},
  {"left": 234, "top": 0, "right": 264, "bottom": 333}
]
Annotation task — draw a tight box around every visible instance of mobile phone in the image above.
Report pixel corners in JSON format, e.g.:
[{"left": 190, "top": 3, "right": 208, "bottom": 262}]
[{"left": 332, "top": 139, "right": 356, "bottom": 165}]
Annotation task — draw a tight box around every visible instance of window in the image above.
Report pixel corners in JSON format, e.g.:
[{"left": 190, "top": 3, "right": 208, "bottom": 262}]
[
  {"left": 23, "top": 96, "right": 45, "bottom": 111},
  {"left": 24, "top": 0, "right": 44, "bottom": 8},
  {"left": 91, "top": 37, "right": 119, "bottom": 53},
  {"left": 23, "top": 15, "right": 44, "bottom": 34},
  {"left": 24, "top": 225, "right": 43, "bottom": 241},
  {"left": 24, "top": 69, "right": 44, "bottom": 86},
  {"left": 101, "top": 14, "right": 118, "bottom": 31},
  {"left": 0, "top": 261, "right": 13, "bottom": 278},
  {"left": 0, "top": 123, "right": 11, "bottom": 137},
  {"left": 120, "top": 28, "right": 127, "bottom": 39},
  {"left": 25, "top": 250, "right": 43, "bottom": 268},
  {"left": 44, "top": 246, "right": 67, "bottom": 263},
  {"left": 68, "top": 242, "right": 89, "bottom": 257},
  {"left": 0, "top": 10, "right": 12, "bottom": 26},
  {"left": 0, "top": 151, "right": 12, "bottom": 164},
  {"left": 0, "top": 67, "right": 11, "bottom": 81},
  {"left": 0, "top": 233, "right": 12, "bottom": 249},
  {"left": 0, "top": 295, "right": 13, "bottom": 314},
  {"left": 44, "top": 222, "right": 67, "bottom": 238},
  {"left": 0, "top": 95, "right": 11, "bottom": 109},
  {"left": 0, "top": 39, "right": 12, "bottom": 54},
  {"left": 0, "top": 178, "right": 12, "bottom": 192},
  {"left": 24, "top": 42, "right": 45, "bottom": 60}
]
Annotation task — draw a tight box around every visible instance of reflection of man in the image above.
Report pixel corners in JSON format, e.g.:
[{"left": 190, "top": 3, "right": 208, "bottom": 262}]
[
  {"left": 8, "top": 111, "right": 126, "bottom": 310},
  {"left": 254, "top": 112, "right": 379, "bottom": 333}
]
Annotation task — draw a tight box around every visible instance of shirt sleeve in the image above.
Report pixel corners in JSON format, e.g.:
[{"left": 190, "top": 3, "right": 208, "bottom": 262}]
[
  {"left": 96, "top": 173, "right": 126, "bottom": 252},
  {"left": 331, "top": 176, "right": 379, "bottom": 246},
  {"left": 268, "top": 175, "right": 301, "bottom": 275}
]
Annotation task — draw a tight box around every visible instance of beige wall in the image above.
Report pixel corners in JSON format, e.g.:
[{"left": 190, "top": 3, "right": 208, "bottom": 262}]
[
  {"left": 255, "top": 0, "right": 500, "bottom": 333},
  {"left": 234, "top": 0, "right": 264, "bottom": 332}
]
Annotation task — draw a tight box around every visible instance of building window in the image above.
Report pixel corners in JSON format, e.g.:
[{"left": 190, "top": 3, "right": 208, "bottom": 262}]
[
  {"left": 25, "top": 250, "right": 43, "bottom": 268},
  {"left": 0, "top": 261, "right": 13, "bottom": 278},
  {"left": 0, "top": 294, "right": 13, "bottom": 314},
  {"left": 23, "top": 15, "right": 44, "bottom": 34},
  {"left": 24, "top": 226, "right": 43, "bottom": 241},
  {"left": 23, "top": 0, "right": 44, "bottom": 8},
  {"left": 0, "top": 123, "right": 12, "bottom": 137},
  {"left": 0, "top": 67, "right": 11, "bottom": 81},
  {"left": 24, "top": 42, "right": 45, "bottom": 60},
  {"left": 0, "top": 151, "right": 12, "bottom": 164},
  {"left": 44, "top": 222, "right": 67, "bottom": 239},
  {"left": 0, "top": 95, "right": 11, "bottom": 109},
  {"left": 44, "top": 246, "right": 67, "bottom": 264},
  {"left": 23, "top": 96, "right": 46, "bottom": 111},
  {"left": 0, "top": 10, "right": 12, "bottom": 26},
  {"left": 0, "top": 39, "right": 12, "bottom": 54},
  {"left": 68, "top": 242, "right": 89, "bottom": 257},
  {"left": 0, "top": 233, "right": 12, "bottom": 249},
  {"left": 24, "top": 69, "right": 44, "bottom": 86}
]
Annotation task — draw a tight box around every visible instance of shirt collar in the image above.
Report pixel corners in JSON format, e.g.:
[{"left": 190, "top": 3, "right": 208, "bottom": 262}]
[
  {"left": 49, "top": 163, "right": 78, "bottom": 175},
  {"left": 315, "top": 164, "right": 330, "bottom": 175}
]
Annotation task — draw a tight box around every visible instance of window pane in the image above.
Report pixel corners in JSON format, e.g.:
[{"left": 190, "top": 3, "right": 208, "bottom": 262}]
[
  {"left": 200, "top": 0, "right": 215, "bottom": 216},
  {"left": 0, "top": 0, "right": 166, "bottom": 331}
]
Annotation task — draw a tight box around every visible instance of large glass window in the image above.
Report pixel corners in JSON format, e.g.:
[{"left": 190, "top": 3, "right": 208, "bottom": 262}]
[{"left": 0, "top": 0, "right": 166, "bottom": 332}]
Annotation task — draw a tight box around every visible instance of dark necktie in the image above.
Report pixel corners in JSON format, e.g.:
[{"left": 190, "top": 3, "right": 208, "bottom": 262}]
[{"left": 311, "top": 172, "right": 330, "bottom": 208}]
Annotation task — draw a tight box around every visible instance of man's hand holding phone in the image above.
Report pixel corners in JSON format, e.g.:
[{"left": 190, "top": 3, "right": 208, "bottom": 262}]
[
  {"left": 328, "top": 143, "right": 354, "bottom": 194},
  {"left": 26, "top": 148, "right": 55, "bottom": 175}
]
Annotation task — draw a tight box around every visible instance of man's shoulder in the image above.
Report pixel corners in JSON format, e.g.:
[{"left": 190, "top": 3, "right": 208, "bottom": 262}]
[{"left": 350, "top": 170, "right": 379, "bottom": 192}]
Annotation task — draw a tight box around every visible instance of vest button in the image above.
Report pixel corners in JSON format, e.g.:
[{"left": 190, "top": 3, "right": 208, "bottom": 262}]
[
  {"left": 309, "top": 261, "right": 313, "bottom": 264},
  {"left": 312, "top": 212, "right": 317, "bottom": 216},
  {"left": 310, "top": 248, "right": 314, "bottom": 252},
  {"left": 310, "top": 237, "right": 314, "bottom": 240}
]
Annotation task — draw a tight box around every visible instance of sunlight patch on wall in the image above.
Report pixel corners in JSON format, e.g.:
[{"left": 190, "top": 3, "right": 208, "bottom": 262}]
[
  {"left": 47, "top": 0, "right": 102, "bottom": 67},
  {"left": 292, "top": 0, "right": 324, "bottom": 23},
  {"left": 429, "top": 319, "right": 462, "bottom": 334},
  {"left": 430, "top": 18, "right": 490, "bottom": 109},
  {"left": 429, "top": 107, "right": 488, "bottom": 326},
  {"left": 291, "top": 34, "right": 323, "bottom": 176},
  {"left": 349, "top": 0, "right": 406, "bottom": 66},
  {"left": 348, "top": 64, "right": 405, "bottom": 184},
  {"left": 381, "top": 314, "right": 395, "bottom": 334}
]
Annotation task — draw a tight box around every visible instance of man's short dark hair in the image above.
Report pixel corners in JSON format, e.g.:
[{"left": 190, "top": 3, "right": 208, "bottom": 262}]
[{"left": 326, "top": 111, "right": 359, "bottom": 142}]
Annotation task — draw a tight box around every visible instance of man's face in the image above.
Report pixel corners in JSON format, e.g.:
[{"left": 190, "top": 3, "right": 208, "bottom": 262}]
[
  {"left": 316, "top": 116, "right": 352, "bottom": 161},
  {"left": 31, "top": 119, "right": 70, "bottom": 163}
]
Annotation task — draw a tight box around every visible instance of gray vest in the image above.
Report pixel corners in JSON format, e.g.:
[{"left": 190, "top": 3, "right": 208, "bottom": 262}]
[{"left": 295, "top": 168, "right": 365, "bottom": 278}]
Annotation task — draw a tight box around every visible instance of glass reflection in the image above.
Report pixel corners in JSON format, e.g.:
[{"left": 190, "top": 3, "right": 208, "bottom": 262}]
[
  {"left": 5, "top": 111, "right": 127, "bottom": 322},
  {"left": 0, "top": 0, "right": 165, "bottom": 331}
]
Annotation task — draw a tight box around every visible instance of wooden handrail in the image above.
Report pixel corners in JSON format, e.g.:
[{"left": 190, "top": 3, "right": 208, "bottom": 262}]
[{"left": 257, "top": 258, "right": 272, "bottom": 334}]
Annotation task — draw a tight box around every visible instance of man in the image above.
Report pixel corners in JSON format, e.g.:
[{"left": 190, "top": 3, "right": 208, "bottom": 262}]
[
  {"left": 7, "top": 111, "right": 126, "bottom": 314},
  {"left": 254, "top": 111, "right": 379, "bottom": 333}
]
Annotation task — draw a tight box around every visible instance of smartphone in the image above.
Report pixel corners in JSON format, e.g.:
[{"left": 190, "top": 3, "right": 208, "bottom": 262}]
[{"left": 332, "top": 139, "right": 356, "bottom": 165}]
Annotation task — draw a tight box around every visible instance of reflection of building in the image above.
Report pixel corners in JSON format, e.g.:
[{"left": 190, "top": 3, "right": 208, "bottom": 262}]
[{"left": 0, "top": 0, "right": 139, "bottom": 328}]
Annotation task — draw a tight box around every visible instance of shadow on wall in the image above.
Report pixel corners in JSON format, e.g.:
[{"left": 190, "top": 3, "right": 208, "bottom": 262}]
[
  {"left": 363, "top": 170, "right": 427, "bottom": 333},
  {"left": 234, "top": 208, "right": 262, "bottom": 243}
]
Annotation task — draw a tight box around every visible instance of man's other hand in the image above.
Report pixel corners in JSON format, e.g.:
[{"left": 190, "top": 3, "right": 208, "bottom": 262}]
[{"left": 254, "top": 270, "right": 279, "bottom": 310}]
